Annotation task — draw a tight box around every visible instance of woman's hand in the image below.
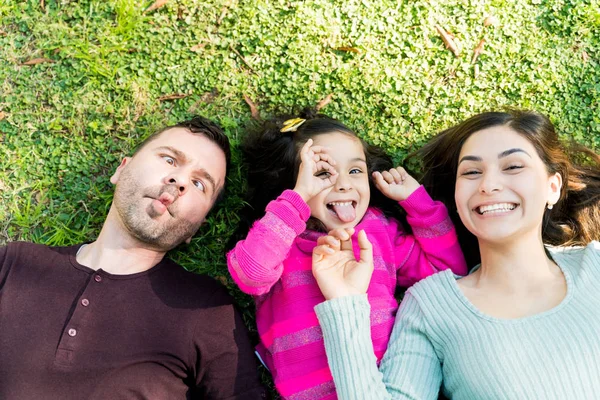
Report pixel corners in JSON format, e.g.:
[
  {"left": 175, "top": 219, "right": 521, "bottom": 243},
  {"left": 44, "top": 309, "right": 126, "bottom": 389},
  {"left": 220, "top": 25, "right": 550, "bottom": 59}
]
[
  {"left": 293, "top": 139, "right": 338, "bottom": 202},
  {"left": 312, "top": 228, "right": 374, "bottom": 300},
  {"left": 373, "top": 166, "right": 420, "bottom": 201}
]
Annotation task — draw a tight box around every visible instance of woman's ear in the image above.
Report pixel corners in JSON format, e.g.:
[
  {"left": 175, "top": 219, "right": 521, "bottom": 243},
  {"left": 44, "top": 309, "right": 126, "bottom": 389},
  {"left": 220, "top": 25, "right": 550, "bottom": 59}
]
[{"left": 547, "top": 172, "right": 563, "bottom": 206}]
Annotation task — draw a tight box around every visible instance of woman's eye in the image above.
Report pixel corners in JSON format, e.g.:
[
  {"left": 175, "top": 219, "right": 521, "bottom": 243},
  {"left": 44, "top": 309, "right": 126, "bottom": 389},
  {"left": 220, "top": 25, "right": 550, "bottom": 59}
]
[
  {"left": 460, "top": 170, "right": 480, "bottom": 176},
  {"left": 163, "top": 156, "right": 175, "bottom": 166},
  {"left": 505, "top": 165, "right": 524, "bottom": 171},
  {"left": 192, "top": 180, "right": 205, "bottom": 191}
]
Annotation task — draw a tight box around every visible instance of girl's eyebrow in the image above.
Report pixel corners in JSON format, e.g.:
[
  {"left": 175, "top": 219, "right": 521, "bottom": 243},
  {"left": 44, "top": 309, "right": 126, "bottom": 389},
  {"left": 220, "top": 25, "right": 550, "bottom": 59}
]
[
  {"left": 350, "top": 157, "right": 367, "bottom": 163},
  {"left": 459, "top": 148, "right": 532, "bottom": 165}
]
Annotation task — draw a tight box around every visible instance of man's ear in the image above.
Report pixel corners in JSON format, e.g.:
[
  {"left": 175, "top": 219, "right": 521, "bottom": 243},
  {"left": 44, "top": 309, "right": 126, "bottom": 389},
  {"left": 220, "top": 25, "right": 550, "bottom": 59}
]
[
  {"left": 110, "top": 157, "right": 131, "bottom": 185},
  {"left": 185, "top": 237, "right": 193, "bottom": 245},
  {"left": 547, "top": 172, "right": 563, "bottom": 206}
]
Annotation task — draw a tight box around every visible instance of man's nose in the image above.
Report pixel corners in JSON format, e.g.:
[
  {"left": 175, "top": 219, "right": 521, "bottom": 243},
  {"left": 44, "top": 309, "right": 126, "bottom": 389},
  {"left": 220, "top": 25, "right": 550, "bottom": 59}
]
[{"left": 165, "top": 173, "right": 188, "bottom": 195}]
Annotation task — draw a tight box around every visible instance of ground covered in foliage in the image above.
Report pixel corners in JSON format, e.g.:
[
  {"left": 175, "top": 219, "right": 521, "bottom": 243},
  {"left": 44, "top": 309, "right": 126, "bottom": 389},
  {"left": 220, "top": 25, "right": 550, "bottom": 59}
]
[{"left": 1, "top": 0, "right": 599, "bottom": 394}]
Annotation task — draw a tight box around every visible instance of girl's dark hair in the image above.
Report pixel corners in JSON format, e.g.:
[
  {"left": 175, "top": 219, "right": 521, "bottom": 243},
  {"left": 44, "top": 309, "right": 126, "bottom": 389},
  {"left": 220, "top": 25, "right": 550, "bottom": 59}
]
[
  {"left": 233, "top": 107, "right": 410, "bottom": 241},
  {"left": 412, "top": 109, "right": 600, "bottom": 267}
]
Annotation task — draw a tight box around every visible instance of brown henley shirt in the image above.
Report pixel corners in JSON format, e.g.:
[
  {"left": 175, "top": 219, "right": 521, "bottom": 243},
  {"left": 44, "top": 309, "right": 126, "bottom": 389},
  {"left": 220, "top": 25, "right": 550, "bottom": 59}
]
[{"left": 0, "top": 242, "right": 265, "bottom": 399}]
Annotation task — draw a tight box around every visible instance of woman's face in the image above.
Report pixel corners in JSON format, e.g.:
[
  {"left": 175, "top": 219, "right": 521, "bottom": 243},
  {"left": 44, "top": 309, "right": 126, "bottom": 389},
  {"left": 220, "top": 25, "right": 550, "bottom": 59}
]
[{"left": 454, "top": 126, "right": 562, "bottom": 245}]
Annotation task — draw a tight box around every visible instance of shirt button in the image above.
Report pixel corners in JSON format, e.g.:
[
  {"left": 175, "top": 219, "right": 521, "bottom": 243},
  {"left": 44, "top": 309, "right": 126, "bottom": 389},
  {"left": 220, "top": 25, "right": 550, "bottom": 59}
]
[
  {"left": 94, "top": 275, "right": 102, "bottom": 282},
  {"left": 68, "top": 328, "right": 77, "bottom": 337},
  {"left": 81, "top": 299, "right": 90, "bottom": 307}
]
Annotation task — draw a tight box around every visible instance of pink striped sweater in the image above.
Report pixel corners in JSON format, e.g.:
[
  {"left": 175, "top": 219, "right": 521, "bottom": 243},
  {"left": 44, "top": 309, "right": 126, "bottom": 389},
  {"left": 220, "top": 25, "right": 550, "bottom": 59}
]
[{"left": 228, "top": 187, "right": 466, "bottom": 400}]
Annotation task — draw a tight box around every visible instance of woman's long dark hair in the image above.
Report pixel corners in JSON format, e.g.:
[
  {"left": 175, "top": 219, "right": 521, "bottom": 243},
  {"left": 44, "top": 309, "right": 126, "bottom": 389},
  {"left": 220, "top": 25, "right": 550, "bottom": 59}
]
[
  {"left": 231, "top": 108, "right": 410, "bottom": 245},
  {"left": 412, "top": 110, "right": 600, "bottom": 267}
]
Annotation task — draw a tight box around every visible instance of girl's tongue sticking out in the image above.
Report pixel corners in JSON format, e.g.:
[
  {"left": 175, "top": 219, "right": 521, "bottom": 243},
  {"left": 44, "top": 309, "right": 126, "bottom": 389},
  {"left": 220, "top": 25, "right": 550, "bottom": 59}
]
[{"left": 330, "top": 202, "right": 356, "bottom": 223}]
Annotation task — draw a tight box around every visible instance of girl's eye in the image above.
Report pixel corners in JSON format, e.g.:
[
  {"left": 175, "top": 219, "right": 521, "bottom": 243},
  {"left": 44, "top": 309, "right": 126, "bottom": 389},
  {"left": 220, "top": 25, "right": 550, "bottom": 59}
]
[
  {"left": 192, "top": 180, "right": 205, "bottom": 191},
  {"left": 315, "top": 170, "right": 331, "bottom": 178},
  {"left": 163, "top": 156, "right": 175, "bottom": 166},
  {"left": 349, "top": 168, "right": 363, "bottom": 174}
]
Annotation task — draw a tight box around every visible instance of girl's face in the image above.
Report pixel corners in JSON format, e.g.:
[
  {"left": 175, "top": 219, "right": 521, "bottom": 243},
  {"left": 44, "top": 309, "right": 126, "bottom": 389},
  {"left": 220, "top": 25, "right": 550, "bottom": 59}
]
[
  {"left": 306, "top": 132, "right": 371, "bottom": 231},
  {"left": 454, "top": 126, "right": 562, "bottom": 245}
]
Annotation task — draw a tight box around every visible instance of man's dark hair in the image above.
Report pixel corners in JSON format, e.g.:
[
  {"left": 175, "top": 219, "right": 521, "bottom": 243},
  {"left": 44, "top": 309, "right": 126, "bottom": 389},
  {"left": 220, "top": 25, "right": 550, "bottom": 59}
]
[{"left": 134, "top": 116, "right": 232, "bottom": 203}]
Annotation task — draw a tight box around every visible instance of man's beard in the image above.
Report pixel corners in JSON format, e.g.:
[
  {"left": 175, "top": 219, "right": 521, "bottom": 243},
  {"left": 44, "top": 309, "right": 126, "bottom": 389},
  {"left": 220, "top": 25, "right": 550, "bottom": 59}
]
[{"left": 113, "top": 169, "right": 200, "bottom": 251}]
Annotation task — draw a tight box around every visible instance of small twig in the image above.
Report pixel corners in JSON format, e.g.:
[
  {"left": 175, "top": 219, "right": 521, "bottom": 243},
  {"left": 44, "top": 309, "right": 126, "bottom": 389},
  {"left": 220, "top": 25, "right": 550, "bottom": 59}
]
[
  {"left": 316, "top": 94, "right": 334, "bottom": 111},
  {"left": 229, "top": 44, "right": 256, "bottom": 74},
  {"left": 243, "top": 94, "right": 260, "bottom": 120},
  {"left": 158, "top": 93, "right": 190, "bottom": 101},
  {"left": 435, "top": 24, "right": 459, "bottom": 57}
]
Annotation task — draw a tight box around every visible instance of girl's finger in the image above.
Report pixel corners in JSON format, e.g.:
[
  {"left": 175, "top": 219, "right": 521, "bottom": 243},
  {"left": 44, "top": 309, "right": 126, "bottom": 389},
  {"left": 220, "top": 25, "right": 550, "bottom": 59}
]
[
  {"left": 313, "top": 244, "right": 335, "bottom": 256},
  {"left": 389, "top": 168, "right": 403, "bottom": 184},
  {"left": 381, "top": 170, "right": 395, "bottom": 184},
  {"left": 317, "top": 235, "right": 340, "bottom": 249},
  {"left": 357, "top": 230, "right": 374, "bottom": 267},
  {"left": 327, "top": 228, "right": 352, "bottom": 241},
  {"left": 300, "top": 139, "right": 314, "bottom": 161}
]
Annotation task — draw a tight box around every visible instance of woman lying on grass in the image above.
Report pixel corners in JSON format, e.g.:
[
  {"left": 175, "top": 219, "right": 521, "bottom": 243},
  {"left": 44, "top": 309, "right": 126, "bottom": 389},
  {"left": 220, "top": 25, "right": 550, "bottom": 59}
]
[{"left": 312, "top": 110, "right": 600, "bottom": 399}]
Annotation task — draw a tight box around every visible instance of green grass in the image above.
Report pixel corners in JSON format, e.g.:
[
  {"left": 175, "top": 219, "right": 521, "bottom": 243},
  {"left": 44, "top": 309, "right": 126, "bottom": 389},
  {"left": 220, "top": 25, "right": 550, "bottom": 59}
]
[{"left": 1, "top": 0, "right": 599, "bottom": 395}]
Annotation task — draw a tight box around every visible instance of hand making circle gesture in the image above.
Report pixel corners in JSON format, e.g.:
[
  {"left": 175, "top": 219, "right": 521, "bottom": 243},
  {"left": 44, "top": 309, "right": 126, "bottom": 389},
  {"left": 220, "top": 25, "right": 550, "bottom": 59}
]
[{"left": 293, "top": 139, "right": 339, "bottom": 202}]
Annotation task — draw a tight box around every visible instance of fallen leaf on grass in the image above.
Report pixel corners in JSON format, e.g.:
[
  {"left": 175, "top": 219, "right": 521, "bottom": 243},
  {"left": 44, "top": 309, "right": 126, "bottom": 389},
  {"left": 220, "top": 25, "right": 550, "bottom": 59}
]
[
  {"left": 0, "top": 29, "right": 6, "bottom": 37},
  {"left": 40, "top": 0, "right": 45, "bottom": 10},
  {"left": 484, "top": 15, "right": 499, "bottom": 27},
  {"left": 243, "top": 94, "right": 260, "bottom": 120},
  {"left": 435, "top": 25, "right": 459, "bottom": 56},
  {"left": 190, "top": 43, "right": 207, "bottom": 53},
  {"left": 0, "top": 111, "right": 6, "bottom": 120},
  {"left": 158, "top": 93, "right": 190, "bottom": 101},
  {"left": 22, "top": 57, "right": 54, "bottom": 65},
  {"left": 582, "top": 51, "right": 590, "bottom": 62},
  {"left": 144, "top": 0, "right": 168, "bottom": 13},
  {"left": 472, "top": 39, "right": 485, "bottom": 64},
  {"left": 316, "top": 94, "right": 334, "bottom": 111},
  {"left": 334, "top": 47, "right": 360, "bottom": 53}
]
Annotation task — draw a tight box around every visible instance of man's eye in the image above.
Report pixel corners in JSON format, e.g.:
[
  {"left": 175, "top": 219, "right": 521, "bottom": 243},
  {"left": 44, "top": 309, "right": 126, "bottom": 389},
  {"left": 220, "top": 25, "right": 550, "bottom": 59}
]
[
  {"left": 163, "top": 156, "right": 175, "bottom": 165},
  {"left": 193, "top": 180, "right": 205, "bottom": 191}
]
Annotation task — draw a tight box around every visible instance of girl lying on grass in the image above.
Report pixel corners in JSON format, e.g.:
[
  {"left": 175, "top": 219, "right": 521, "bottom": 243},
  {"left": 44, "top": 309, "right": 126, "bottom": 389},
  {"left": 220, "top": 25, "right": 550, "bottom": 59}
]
[
  {"left": 227, "top": 108, "right": 467, "bottom": 399},
  {"left": 314, "top": 110, "right": 600, "bottom": 399}
]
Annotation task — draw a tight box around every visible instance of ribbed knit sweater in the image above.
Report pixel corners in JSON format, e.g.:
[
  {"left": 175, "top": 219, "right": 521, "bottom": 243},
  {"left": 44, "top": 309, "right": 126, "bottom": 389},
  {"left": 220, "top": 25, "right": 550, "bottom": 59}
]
[
  {"left": 228, "top": 187, "right": 466, "bottom": 400},
  {"left": 316, "top": 242, "right": 600, "bottom": 400}
]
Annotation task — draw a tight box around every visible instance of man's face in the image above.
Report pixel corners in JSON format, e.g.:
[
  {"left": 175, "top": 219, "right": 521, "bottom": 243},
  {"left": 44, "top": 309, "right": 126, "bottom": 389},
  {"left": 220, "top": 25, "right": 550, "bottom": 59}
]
[{"left": 110, "top": 127, "right": 227, "bottom": 251}]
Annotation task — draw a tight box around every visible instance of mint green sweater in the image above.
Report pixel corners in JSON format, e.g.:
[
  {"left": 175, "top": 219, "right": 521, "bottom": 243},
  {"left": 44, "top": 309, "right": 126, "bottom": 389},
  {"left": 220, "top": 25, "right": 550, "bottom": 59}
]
[{"left": 315, "top": 242, "right": 600, "bottom": 399}]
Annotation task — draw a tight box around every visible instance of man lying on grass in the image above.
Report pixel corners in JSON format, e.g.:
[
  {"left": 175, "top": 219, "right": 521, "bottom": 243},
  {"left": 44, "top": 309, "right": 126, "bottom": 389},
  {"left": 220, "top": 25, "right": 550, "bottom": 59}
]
[{"left": 0, "top": 117, "right": 265, "bottom": 400}]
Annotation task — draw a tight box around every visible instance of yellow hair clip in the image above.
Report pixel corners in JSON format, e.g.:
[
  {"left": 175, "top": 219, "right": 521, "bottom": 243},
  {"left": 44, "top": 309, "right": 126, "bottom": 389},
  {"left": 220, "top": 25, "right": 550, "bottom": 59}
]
[{"left": 280, "top": 118, "right": 306, "bottom": 133}]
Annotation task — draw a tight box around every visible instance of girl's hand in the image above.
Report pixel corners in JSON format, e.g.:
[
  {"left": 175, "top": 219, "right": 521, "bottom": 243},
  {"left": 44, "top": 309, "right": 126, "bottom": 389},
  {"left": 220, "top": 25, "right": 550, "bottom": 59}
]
[
  {"left": 293, "top": 139, "right": 338, "bottom": 202},
  {"left": 312, "top": 228, "right": 374, "bottom": 300},
  {"left": 373, "top": 166, "right": 420, "bottom": 202}
]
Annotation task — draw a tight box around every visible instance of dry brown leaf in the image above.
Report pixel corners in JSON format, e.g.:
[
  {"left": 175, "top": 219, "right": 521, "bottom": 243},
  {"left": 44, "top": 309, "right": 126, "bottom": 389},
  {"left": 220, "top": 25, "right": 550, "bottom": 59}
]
[
  {"left": 22, "top": 57, "right": 54, "bottom": 65},
  {"left": 40, "top": 0, "right": 45, "bottom": 10},
  {"left": 316, "top": 94, "right": 334, "bottom": 111},
  {"left": 484, "top": 15, "right": 499, "bottom": 27},
  {"left": 190, "top": 43, "right": 207, "bottom": 53},
  {"left": 335, "top": 46, "right": 360, "bottom": 53},
  {"left": 144, "top": 0, "right": 168, "bottom": 13},
  {"left": 582, "top": 51, "right": 590, "bottom": 62},
  {"left": 0, "top": 111, "right": 6, "bottom": 121},
  {"left": 158, "top": 93, "right": 190, "bottom": 101},
  {"left": 472, "top": 39, "right": 485, "bottom": 64},
  {"left": 0, "top": 29, "right": 6, "bottom": 37},
  {"left": 435, "top": 25, "right": 459, "bottom": 56},
  {"left": 243, "top": 94, "right": 260, "bottom": 120}
]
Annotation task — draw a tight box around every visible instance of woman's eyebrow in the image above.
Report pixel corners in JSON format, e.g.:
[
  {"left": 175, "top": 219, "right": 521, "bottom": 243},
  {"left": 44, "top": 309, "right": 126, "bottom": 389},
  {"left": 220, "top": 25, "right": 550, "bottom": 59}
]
[
  {"left": 458, "top": 155, "right": 482, "bottom": 164},
  {"left": 499, "top": 148, "right": 531, "bottom": 158}
]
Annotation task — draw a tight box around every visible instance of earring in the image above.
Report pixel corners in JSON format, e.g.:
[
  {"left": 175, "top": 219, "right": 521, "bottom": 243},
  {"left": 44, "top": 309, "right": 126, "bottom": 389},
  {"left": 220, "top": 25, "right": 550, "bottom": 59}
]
[{"left": 547, "top": 203, "right": 554, "bottom": 210}]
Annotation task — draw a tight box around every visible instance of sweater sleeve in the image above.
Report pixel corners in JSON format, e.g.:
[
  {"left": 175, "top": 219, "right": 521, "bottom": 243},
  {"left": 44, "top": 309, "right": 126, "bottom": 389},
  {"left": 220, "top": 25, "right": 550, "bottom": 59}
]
[
  {"left": 394, "top": 186, "right": 467, "bottom": 287},
  {"left": 227, "top": 190, "right": 310, "bottom": 295},
  {"left": 315, "top": 294, "right": 441, "bottom": 400}
]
